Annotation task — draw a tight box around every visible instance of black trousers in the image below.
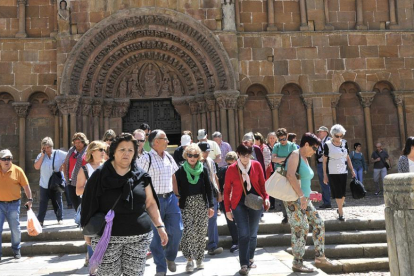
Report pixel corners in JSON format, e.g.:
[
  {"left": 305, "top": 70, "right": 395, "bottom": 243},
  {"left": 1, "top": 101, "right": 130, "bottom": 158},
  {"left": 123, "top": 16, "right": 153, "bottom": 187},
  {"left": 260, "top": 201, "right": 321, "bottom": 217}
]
[{"left": 67, "top": 185, "right": 81, "bottom": 211}]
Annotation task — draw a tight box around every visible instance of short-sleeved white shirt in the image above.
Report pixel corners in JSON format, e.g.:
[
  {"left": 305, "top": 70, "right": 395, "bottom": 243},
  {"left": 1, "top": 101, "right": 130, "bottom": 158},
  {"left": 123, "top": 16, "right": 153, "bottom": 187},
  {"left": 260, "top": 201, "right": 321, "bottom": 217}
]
[{"left": 35, "top": 150, "right": 67, "bottom": 189}]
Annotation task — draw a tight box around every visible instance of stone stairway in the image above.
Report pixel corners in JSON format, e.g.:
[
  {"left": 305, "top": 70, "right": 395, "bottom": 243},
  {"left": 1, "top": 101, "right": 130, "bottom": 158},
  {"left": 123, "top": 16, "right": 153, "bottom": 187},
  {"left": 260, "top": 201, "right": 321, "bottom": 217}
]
[{"left": 2, "top": 211, "right": 388, "bottom": 275}]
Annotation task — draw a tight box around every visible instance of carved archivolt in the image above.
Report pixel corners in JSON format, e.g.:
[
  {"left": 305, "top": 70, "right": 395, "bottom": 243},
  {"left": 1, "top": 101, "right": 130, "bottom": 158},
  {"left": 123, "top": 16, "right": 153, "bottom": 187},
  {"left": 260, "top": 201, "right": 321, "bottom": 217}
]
[{"left": 61, "top": 8, "right": 236, "bottom": 99}]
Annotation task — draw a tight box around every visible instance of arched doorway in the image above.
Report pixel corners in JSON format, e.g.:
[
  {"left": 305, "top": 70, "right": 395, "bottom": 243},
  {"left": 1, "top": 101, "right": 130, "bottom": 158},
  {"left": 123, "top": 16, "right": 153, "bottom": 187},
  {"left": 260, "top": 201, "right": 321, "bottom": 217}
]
[
  {"left": 0, "top": 92, "right": 18, "bottom": 157},
  {"left": 243, "top": 84, "right": 271, "bottom": 136},
  {"left": 59, "top": 7, "right": 236, "bottom": 148}
]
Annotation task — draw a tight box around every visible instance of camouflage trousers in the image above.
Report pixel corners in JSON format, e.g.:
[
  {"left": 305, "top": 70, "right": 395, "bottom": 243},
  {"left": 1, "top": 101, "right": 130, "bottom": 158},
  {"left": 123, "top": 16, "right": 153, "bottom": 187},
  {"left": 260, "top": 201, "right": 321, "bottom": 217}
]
[{"left": 283, "top": 199, "right": 325, "bottom": 265}]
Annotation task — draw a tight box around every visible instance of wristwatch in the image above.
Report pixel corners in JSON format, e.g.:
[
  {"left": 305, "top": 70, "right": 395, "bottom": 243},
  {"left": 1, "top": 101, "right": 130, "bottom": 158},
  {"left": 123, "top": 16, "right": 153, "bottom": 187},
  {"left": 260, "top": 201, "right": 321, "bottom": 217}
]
[{"left": 28, "top": 198, "right": 33, "bottom": 202}]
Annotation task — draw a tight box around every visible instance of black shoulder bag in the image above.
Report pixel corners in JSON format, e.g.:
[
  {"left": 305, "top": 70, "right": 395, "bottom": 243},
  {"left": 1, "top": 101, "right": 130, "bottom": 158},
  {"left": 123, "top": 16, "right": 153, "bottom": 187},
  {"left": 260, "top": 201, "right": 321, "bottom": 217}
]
[
  {"left": 48, "top": 151, "right": 66, "bottom": 193},
  {"left": 376, "top": 151, "right": 390, "bottom": 170},
  {"left": 83, "top": 193, "right": 122, "bottom": 237}
]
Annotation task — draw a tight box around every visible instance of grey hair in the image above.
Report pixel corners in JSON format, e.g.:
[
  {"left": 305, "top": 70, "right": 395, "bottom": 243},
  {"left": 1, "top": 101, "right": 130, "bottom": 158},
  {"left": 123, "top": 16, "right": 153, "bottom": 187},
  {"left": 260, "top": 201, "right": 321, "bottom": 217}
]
[
  {"left": 243, "top": 132, "right": 254, "bottom": 142},
  {"left": 267, "top": 132, "right": 276, "bottom": 138},
  {"left": 149, "top": 129, "right": 165, "bottom": 148},
  {"left": 212, "top": 131, "right": 222, "bottom": 138},
  {"left": 330, "top": 124, "right": 346, "bottom": 137},
  {"left": 41, "top": 137, "right": 54, "bottom": 148}
]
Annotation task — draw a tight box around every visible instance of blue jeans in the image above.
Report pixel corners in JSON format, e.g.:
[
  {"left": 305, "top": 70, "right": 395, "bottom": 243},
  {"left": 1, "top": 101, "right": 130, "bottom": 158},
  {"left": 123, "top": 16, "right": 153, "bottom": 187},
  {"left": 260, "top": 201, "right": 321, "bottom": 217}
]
[
  {"left": 207, "top": 197, "right": 219, "bottom": 250},
  {"left": 232, "top": 198, "right": 263, "bottom": 267},
  {"left": 0, "top": 200, "right": 21, "bottom": 257},
  {"left": 354, "top": 167, "right": 364, "bottom": 183},
  {"left": 64, "top": 184, "right": 72, "bottom": 207},
  {"left": 87, "top": 244, "right": 93, "bottom": 259},
  {"left": 37, "top": 186, "right": 63, "bottom": 223},
  {"left": 150, "top": 194, "right": 183, "bottom": 273},
  {"left": 317, "top": 163, "right": 331, "bottom": 206}
]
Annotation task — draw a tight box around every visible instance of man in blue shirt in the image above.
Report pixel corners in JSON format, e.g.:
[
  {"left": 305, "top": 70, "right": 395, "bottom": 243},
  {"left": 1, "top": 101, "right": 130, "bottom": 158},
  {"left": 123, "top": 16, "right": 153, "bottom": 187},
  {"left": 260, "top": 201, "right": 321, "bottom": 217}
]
[{"left": 34, "top": 137, "right": 67, "bottom": 226}]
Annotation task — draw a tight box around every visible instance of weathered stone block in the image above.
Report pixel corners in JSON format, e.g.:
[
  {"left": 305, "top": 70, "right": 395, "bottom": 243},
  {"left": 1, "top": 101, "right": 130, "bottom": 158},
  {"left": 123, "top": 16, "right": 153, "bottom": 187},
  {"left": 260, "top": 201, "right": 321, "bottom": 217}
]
[
  {"left": 38, "top": 74, "right": 56, "bottom": 85},
  {"left": 240, "top": 13, "right": 252, "bottom": 24},
  {"left": 340, "top": 46, "right": 360, "bottom": 58},
  {"left": 288, "top": 60, "right": 301, "bottom": 75},
  {"left": 248, "top": 61, "right": 260, "bottom": 76},
  {"left": 1, "top": 50, "right": 18, "bottom": 61},
  {"left": 400, "top": 45, "right": 414, "bottom": 57},
  {"left": 274, "top": 60, "right": 288, "bottom": 76},
  {"left": 385, "top": 58, "right": 404, "bottom": 70},
  {"left": 297, "top": 47, "right": 317, "bottom": 59},
  {"left": 378, "top": 46, "right": 399, "bottom": 57},
  {"left": 329, "top": 34, "right": 348, "bottom": 46},
  {"left": 274, "top": 48, "right": 296, "bottom": 60},
  {"left": 366, "top": 35, "right": 386, "bottom": 46},
  {"left": 244, "top": 36, "right": 262, "bottom": 48},
  {"left": 260, "top": 61, "right": 273, "bottom": 76},
  {"left": 345, "top": 58, "right": 366, "bottom": 70},
  {"left": 0, "top": 73, "right": 13, "bottom": 85},
  {"left": 360, "top": 46, "right": 379, "bottom": 57},
  {"left": 292, "top": 36, "right": 312, "bottom": 47},
  {"left": 252, "top": 47, "right": 272, "bottom": 60},
  {"left": 0, "top": 6, "right": 17, "bottom": 18},
  {"left": 327, "top": 59, "right": 345, "bottom": 70},
  {"left": 349, "top": 34, "right": 367, "bottom": 45},
  {"left": 252, "top": 12, "right": 267, "bottom": 23},
  {"left": 386, "top": 33, "right": 402, "bottom": 45},
  {"left": 19, "top": 50, "right": 39, "bottom": 62},
  {"left": 318, "top": 47, "right": 340, "bottom": 59},
  {"left": 313, "top": 80, "right": 332, "bottom": 92},
  {"left": 241, "top": 1, "right": 263, "bottom": 13},
  {"left": 301, "top": 60, "right": 315, "bottom": 74}
]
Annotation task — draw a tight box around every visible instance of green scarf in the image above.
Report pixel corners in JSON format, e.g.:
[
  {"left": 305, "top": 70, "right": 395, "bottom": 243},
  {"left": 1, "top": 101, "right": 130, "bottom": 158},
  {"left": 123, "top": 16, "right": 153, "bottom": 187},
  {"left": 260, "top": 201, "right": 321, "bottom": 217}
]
[{"left": 183, "top": 161, "right": 203, "bottom": 185}]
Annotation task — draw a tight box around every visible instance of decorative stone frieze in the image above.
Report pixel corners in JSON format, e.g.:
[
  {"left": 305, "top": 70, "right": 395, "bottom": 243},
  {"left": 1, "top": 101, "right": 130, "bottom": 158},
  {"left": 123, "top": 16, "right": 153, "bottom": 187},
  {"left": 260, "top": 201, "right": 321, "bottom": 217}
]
[
  {"left": 55, "top": 95, "right": 81, "bottom": 115},
  {"left": 103, "top": 99, "right": 114, "bottom": 118},
  {"left": 12, "top": 102, "right": 31, "bottom": 118},
  {"left": 214, "top": 90, "right": 240, "bottom": 110},
  {"left": 112, "top": 99, "right": 130, "bottom": 118},
  {"left": 80, "top": 97, "right": 93, "bottom": 116},
  {"left": 358, "top": 92, "right": 376, "bottom": 108},
  {"left": 266, "top": 94, "right": 283, "bottom": 110},
  {"left": 91, "top": 98, "right": 103, "bottom": 117}
]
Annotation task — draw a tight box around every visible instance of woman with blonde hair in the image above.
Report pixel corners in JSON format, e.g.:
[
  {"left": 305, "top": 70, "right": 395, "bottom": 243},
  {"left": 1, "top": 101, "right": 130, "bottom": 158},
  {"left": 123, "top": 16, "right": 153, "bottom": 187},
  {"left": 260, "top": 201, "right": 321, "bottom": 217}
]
[
  {"left": 173, "top": 143, "right": 214, "bottom": 272},
  {"left": 76, "top": 140, "right": 107, "bottom": 267}
]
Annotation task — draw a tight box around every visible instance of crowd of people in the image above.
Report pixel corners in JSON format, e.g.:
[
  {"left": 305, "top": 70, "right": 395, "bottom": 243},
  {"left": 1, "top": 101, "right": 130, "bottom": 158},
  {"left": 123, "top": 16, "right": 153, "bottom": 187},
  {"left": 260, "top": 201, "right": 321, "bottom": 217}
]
[{"left": 0, "top": 121, "right": 413, "bottom": 275}]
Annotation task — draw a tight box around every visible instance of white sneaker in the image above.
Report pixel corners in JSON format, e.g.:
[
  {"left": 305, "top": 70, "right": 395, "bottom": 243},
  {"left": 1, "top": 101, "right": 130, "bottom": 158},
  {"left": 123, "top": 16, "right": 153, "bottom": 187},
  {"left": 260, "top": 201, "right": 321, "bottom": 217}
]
[
  {"left": 196, "top": 259, "right": 204, "bottom": 269},
  {"left": 186, "top": 260, "right": 194, "bottom": 272},
  {"left": 57, "top": 220, "right": 63, "bottom": 225}
]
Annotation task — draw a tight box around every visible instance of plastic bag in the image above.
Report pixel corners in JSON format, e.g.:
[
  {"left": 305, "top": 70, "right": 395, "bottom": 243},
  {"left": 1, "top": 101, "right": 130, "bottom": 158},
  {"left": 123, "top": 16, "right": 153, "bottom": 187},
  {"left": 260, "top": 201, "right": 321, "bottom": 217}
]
[{"left": 27, "top": 209, "right": 42, "bottom": 236}]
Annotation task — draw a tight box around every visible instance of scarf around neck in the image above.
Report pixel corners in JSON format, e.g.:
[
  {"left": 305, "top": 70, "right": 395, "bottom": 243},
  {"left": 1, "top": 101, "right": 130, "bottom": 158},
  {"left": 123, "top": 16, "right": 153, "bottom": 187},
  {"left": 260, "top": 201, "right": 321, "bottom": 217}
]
[
  {"left": 237, "top": 159, "right": 252, "bottom": 191},
  {"left": 183, "top": 161, "right": 203, "bottom": 185},
  {"left": 64, "top": 146, "right": 86, "bottom": 187}
]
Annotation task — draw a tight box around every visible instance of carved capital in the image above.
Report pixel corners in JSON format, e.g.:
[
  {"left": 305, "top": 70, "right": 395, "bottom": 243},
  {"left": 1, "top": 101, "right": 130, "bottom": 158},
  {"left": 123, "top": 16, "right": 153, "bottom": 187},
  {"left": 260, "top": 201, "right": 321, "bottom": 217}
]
[
  {"left": 80, "top": 97, "right": 93, "bottom": 116},
  {"left": 55, "top": 95, "right": 81, "bottom": 115},
  {"left": 196, "top": 95, "right": 207, "bottom": 113},
  {"left": 48, "top": 101, "right": 59, "bottom": 116},
  {"left": 236, "top": 95, "right": 248, "bottom": 110},
  {"left": 172, "top": 96, "right": 191, "bottom": 107},
  {"left": 214, "top": 90, "right": 240, "bottom": 110},
  {"left": 17, "top": 0, "right": 27, "bottom": 5},
  {"left": 358, "top": 92, "right": 376, "bottom": 108},
  {"left": 187, "top": 98, "right": 199, "bottom": 115},
  {"left": 301, "top": 96, "right": 313, "bottom": 109},
  {"left": 392, "top": 92, "right": 404, "bottom": 107},
  {"left": 91, "top": 98, "right": 103, "bottom": 117},
  {"left": 103, "top": 99, "right": 114, "bottom": 118},
  {"left": 112, "top": 99, "right": 130, "bottom": 118},
  {"left": 12, "top": 102, "right": 31, "bottom": 118},
  {"left": 266, "top": 94, "right": 283, "bottom": 110},
  {"left": 204, "top": 94, "right": 216, "bottom": 112},
  {"left": 330, "top": 94, "right": 342, "bottom": 108}
]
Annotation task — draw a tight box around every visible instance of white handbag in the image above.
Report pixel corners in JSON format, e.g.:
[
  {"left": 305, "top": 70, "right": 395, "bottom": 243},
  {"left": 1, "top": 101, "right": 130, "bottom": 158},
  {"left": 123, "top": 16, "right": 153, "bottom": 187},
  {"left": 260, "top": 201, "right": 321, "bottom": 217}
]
[{"left": 265, "top": 151, "right": 301, "bottom": 201}]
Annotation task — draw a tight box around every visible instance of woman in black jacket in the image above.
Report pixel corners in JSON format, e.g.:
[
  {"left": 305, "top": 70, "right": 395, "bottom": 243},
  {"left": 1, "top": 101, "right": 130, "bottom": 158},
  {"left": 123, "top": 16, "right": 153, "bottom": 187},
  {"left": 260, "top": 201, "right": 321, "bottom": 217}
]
[{"left": 173, "top": 143, "right": 214, "bottom": 272}]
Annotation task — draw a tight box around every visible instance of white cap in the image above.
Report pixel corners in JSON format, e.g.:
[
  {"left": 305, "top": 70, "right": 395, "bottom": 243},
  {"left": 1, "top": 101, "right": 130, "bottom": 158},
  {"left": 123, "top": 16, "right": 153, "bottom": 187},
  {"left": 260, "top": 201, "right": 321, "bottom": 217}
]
[
  {"left": 197, "top": 129, "right": 208, "bottom": 140},
  {"left": 180, "top": 135, "right": 191, "bottom": 146},
  {"left": 0, "top": 149, "right": 13, "bottom": 159}
]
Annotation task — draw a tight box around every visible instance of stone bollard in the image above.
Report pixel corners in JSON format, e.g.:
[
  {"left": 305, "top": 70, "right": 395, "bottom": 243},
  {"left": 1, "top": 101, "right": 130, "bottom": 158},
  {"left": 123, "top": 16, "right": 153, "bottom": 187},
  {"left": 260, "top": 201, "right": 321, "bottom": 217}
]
[{"left": 383, "top": 173, "right": 414, "bottom": 276}]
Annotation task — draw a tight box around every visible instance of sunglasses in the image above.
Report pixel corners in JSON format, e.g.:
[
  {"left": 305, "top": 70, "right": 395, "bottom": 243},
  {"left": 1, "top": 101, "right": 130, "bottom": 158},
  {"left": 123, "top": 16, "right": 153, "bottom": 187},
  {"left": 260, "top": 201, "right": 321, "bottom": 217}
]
[
  {"left": 137, "top": 139, "right": 145, "bottom": 143},
  {"left": 334, "top": 134, "right": 343, "bottom": 138},
  {"left": 187, "top": 154, "right": 200, "bottom": 158},
  {"left": 145, "top": 133, "right": 149, "bottom": 136},
  {"left": 312, "top": 146, "right": 318, "bottom": 152},
  {"left": 96, "top": 148, "right": 106, "bottom": 152},
  {"left": 279, "top": 138, "right": 287, "bottom": 141},
  {"left": 0, "top": 157, "right": 12, "bottom": 161}
]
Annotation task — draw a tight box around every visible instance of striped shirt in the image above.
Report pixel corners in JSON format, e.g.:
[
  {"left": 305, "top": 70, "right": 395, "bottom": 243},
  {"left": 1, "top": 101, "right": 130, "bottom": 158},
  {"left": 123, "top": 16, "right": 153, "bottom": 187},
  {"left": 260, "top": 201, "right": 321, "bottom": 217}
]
[{"left": 136, "top": 149, "right": 178, "bottom": 194}]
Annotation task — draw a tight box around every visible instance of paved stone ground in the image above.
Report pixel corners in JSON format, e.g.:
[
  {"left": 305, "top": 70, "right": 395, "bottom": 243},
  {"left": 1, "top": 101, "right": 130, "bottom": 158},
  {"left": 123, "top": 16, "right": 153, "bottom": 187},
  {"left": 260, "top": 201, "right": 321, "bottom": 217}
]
[{"left": 333, "top": 273, "right": 390, "bottom": 276}]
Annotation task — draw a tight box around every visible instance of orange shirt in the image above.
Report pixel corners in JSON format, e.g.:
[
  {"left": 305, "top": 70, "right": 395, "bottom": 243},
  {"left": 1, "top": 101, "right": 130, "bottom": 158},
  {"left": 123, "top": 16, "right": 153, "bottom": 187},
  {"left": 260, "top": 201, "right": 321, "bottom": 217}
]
[{"left": 0, "top": 164, "right": 29, "bottom": 201}]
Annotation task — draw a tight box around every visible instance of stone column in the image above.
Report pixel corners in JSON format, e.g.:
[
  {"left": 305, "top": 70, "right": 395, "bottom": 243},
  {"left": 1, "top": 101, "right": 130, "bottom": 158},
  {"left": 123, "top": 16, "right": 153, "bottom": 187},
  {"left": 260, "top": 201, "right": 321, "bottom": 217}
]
[
  {"left": 392, "top": 92, "right": 406, "bottom": 148},
  {"left": 103, "top": 99, "right": 114, "bottom": 132},
  {"left": 92, "top": 99, "right": 103, "bottom": 141},
  {"left": 237, "top": 95, "right": 248, "bottom": 145},
  {"left": 205, "top": 95, "right": 217, "bottom": 134},
  {"left": 111, "top": 99, "right": 130, "bottom": 134},
  {"left": 198, "top": 99, "right": 207, "bottom": 131},
  {"left": 358, "top": 92, "right": 376, "bottom": 157},
  {"left": 299, "top": 0, "right": 309, "bottom": 30},
  {"left": 383, "top": 173, "right": 414, "bottom": 276},
  {"left": 214, "top": 90, "right": 240, "bottom": 147},
  {"left": 355, "top": 0, "right": 368, "bottom": 30},
  {"left": 16, "top": 0, "right": 27, "bottom": 38},
  {"left": 222, "top": 0, "right": 236, "bottom": 31},
  {"left": 226, "top": 96, "right": 239, "bottom": 149},
  {"left": 55, "top": 96, "right": 75, "bottom": 150},
  {"left": 67, "top": 95, "right": 81, "bottom": 140},
  {"left": 331, "top": 94, "right": 341, "bottom": 125},
  {"left": 188, "top": 99, "right": 199, "bottom": 137},
  {"left": 234, "top": 0, "right": 243, "bottom": 31},
  {"left": 389, "top": 0, "right": 397, "bottom": 26},
  {"left": 267, "top": 0, "right": 277, "bottom": 31},
  {"left": 12, "top": 102, "right": 30, "bottom": 170},
  {"left": 80, "top": 97, "right": 92, "bottom": 139},
  {"left": 50, "top": 0, "right": 58, "bottom": 37},
  {"left": 302, "top": 96, "right": 314, "bottom": 133},
  {"left": 266, "top": 94, "right": 283, "bottom": 131},
  {"left": 48, "top": 101, "right": 60, "bottom": 149},
  {"left": 323, "top": 0, "right": 334, "bottom": 30}
]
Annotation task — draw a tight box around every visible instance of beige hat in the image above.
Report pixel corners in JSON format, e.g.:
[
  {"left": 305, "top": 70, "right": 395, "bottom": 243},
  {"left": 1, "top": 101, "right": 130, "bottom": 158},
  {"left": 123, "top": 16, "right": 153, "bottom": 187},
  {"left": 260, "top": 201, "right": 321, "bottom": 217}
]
[
  {"left": 0, "top": 149, "right": 13, "bottom": 159},
  {"left": 317, "top": 126, "right": 329, "bottom": 133}
]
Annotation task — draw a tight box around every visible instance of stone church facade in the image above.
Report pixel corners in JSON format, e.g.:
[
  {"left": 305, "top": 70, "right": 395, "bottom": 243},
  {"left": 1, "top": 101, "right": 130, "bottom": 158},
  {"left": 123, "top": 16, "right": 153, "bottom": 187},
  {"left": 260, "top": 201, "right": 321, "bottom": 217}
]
[{"left": 0, "top": 0, "right": 413, "bottom": 193}]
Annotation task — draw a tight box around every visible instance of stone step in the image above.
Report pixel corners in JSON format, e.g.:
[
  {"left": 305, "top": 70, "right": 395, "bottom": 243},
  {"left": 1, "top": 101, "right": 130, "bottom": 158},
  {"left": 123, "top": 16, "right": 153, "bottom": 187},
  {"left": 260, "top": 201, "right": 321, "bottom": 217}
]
[
  {"left": 217, "top": 230, "right": 387, "bottom": 248},
  {"left": 317, "top": 257, "right": 390, "bottom": 274},
  {"left": 286, "top": 243, "right": 389, "bottom": 259},
  {"left": 1, "top": 241, "right": 86, "bottom": 257}
]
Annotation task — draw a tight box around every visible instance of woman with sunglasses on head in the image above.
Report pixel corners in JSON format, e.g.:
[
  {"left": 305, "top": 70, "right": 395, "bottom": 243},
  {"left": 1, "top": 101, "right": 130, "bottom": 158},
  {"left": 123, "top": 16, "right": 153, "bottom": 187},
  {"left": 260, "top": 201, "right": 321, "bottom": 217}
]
[
  {"left": 323, "top": 124, "right": 355, "bottom": 221},
  {"left": 224, "top": 144, "right": 270, "bottom": 275},
  {"left": 284, "top": 133, "right": 333, "bottom": 272},
  {"left": 173, "top": 143, "right": 214, "bottom": 272},
  {"left": 76, "top": 140, "right": 107, "bottom": 267}
]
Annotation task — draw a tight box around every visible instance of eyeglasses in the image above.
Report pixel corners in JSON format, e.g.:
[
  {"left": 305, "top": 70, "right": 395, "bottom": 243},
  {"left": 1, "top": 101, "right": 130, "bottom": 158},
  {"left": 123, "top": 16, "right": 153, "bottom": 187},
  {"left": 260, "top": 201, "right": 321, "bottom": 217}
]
[
  {"left": 312, "top": 146, "right": 318, "bottom": 152},
  {"left": 239, "top": 154, "right": 251, "bottom": 159},
  {"left": 279, "top": 138, "right": 287, "bottom": 141},
  {"left": 334, "top": 134, "right": 343, "bottom": 138},
  {"left": 137, "top": 139, "right": 145, "bottom": 143},
  {"left": 0, "top": 157, "right": 12, "bottom": 161},
  {"left": 187, "top": 154, "right": 200, "bottom": 159},
  {"left": 157, "top": 138, "right": 169, "bottom": 142}
]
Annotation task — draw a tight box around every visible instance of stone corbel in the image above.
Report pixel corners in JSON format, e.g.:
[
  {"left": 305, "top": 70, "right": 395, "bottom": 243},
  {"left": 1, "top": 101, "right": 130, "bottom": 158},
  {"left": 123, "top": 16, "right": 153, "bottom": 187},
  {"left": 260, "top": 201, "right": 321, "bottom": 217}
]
[
  {"left": 48, "top": 100, "right": 59, "bottom": 116},
  {"left": 266, "top": 94, "right": 283, "bottom": 110},
  {"left": 392, "top": 91, "right": 404, "bottom": 107},
  {"left": 301, "top": 96, "right": 314, "bottom": 109},
  {"left": 358, "top": 92, "right": 376, "bottom": 108},
  {"left": 12, "top": 102, "right": 31, "bottom": 118}
]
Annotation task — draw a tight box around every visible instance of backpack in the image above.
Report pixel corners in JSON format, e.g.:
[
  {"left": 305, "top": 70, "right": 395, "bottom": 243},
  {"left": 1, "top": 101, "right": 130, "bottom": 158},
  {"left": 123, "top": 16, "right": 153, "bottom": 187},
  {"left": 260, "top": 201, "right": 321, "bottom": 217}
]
[
  {"left": 48, "top": 151, "right": 66, "bottom": 193},
  {"left": 350, "top": 178, "right": 366, "bottom": 199}
]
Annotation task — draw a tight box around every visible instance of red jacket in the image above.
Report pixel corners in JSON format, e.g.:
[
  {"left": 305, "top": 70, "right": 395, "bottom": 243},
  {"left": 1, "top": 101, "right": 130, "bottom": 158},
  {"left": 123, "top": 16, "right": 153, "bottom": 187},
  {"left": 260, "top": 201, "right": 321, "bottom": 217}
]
[{"left": 224, "top": 160, "right": 269, "bottom": 212}]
